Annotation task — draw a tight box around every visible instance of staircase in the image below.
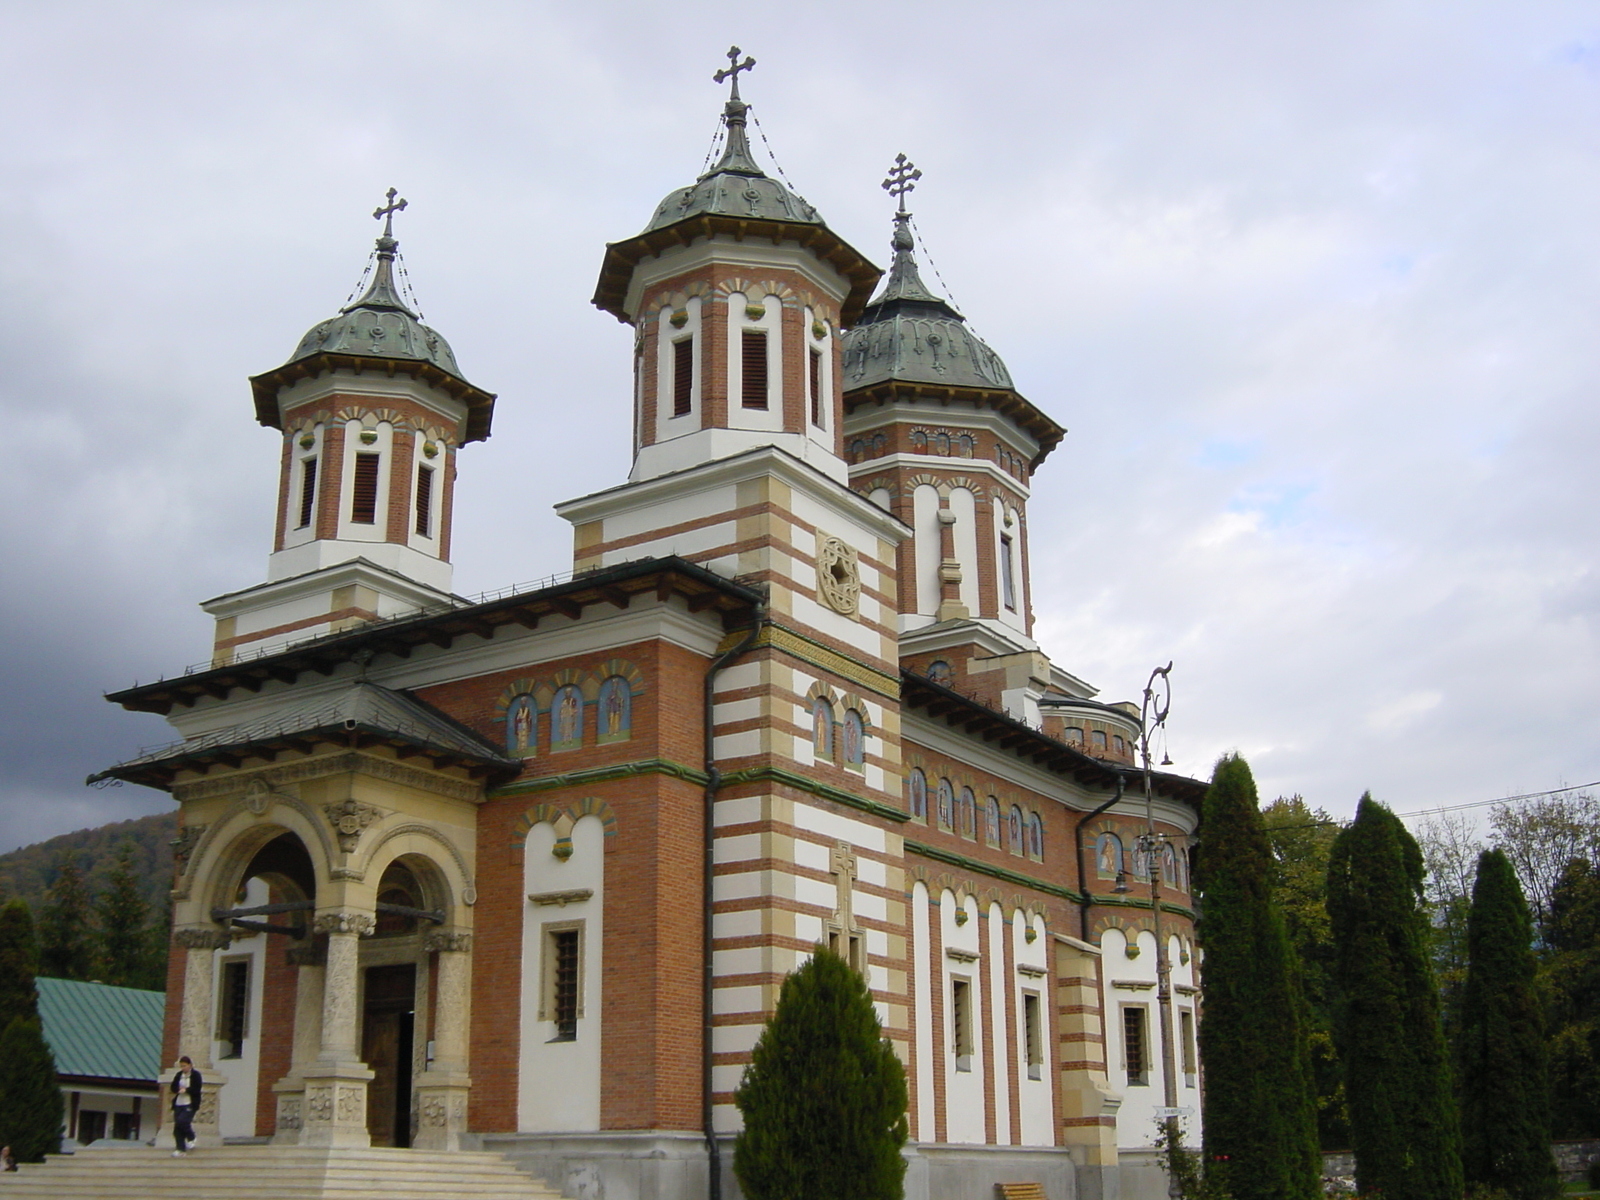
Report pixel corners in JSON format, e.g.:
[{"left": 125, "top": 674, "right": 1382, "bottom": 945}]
[{"left": 1, "top": 1143, "right": 567, "bottom": 1200}]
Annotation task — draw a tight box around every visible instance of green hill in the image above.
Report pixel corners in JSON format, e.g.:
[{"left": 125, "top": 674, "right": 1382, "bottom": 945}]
[{"left": 0, "top": 812, "right": 177, "bottom": 920}]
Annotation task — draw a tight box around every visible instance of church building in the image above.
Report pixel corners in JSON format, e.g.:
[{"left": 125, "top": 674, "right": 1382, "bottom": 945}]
[{"left": 94, "top": 52, "right": 1204, "bottom": 1200}]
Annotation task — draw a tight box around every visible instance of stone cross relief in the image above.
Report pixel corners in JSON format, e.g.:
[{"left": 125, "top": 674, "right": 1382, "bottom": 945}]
[{"left": 831, "top": 841, "right": 858, "bottom": 933}]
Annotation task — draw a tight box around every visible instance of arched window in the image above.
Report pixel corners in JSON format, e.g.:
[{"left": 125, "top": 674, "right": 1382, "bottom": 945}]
[
  {"left": 1065, "top": 727, "right": 1084, "bottom": 745},
  {"left": 1162, "top": 841, "right": 1178, "bottom": 887},
  {"left": 551, "top": 685, "right": 583, "bottom": 749},
  {"left": 812, "top": 698, "right": 835, "bottom": 761},
  {"left": 842, "top": 709, "right": 865, "bottom": 767},
  {"left": 959, "top": 787, "right": 977, "bottom": 839},
  {"left": 1027, "top": 812, "right": 1044, "bottom": 860},
  {"left": 1095, "top": 832, "right": 1123, "bottom": 878},
  {"left": 374, "top": 860, "right": 423, "bottom": 937},
  {"left": 1113, "top": 735, "right": 1125, "bottom": 755},
  {"left": 911, "top": 430, "right": 928, "bottom": 451},
  {"left": 597, "top": 676, "right": 631, "bottom": 742},
  {"left": 937, "top": 779, "right": 955, "bottom": 830},
  {"left": 985, "top": 796, "right": 1002, "bottom": 845},
  {"left": 907, "top": 768, "right": 927, "bottom": 821},
  {"left": 1092, "top": 730, "right": 1108, "bottom": 751},
  {"left": 927, "top": 660, "right": 953, "bottom": 687},
  {"left": 872, "top": 433, "right": 887, "bottom": 457},
  {"left": 933, "top": 432, "right": 949, "bottom": 455},
  {"left": 957, "top": 434, "right": 974, "bottom": 458},
  {"left": 505, "top": 693, "right": 537, "bottom": 758},
  {"left": 1008, "top": 804, "right": 1025, "bottom": 854}
]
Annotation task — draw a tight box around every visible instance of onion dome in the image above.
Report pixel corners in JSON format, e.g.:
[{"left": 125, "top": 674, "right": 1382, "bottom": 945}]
[
  {"left": 594, "top": 48, "right": 880, "bottom": 325},
  {"left": 842, "top": 157, "right": 1064, "bottom": 463},
  {"left": 250, "top": 190, "right": 496, "bottom": 442}
]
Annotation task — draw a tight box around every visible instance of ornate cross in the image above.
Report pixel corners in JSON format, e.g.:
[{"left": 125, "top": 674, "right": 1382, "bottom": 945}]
[
  {"left": 883, "top": 154, "right": 922, "bottom": 213},
  {"left": 713, "top": 45, "right": 756, "bottom": 102},
  {"left": 372, "top": 187, "right": 408, "bottom": 237}
]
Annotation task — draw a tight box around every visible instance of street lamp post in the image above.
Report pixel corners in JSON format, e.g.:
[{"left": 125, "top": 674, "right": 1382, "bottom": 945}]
[{"left": 1135, "top": 663, "right": 1180, "bottom": 1191}]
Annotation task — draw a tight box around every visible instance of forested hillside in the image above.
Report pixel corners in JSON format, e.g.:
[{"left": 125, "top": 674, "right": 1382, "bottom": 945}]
[{"left": 0, "top": 812, "right": 177, "bottom": 916}]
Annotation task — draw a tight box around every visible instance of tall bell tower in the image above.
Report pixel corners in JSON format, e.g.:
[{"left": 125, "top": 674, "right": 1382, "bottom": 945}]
[{"left": 204, "top": 192, "right": 497, "bottom": 665}]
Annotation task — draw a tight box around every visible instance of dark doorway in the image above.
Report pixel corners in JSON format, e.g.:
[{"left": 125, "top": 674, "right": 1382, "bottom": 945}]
[{"left": 362, "top": 963, "right": 416, "bottom": 1147}]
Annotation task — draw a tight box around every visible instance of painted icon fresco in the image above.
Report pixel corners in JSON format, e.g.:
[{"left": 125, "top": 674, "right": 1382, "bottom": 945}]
[
  {"left": 842, "top": 709, "right": 865, "bottom": 766},
  {"left": 552, "top": 684, "right": 583, "bottom": 748},
  {"left": 959, "top": 787, "right": 976, "bottom": 839},
  {"left": 1096, "top": 832, "right": 1123, "bottom": 877},
  {"left": 597, "top": 675, "right": 631, "bottom": 741},
  {"left": 986, "top": 796, "right": 1002, "bottom": 845},
  {"left": 937, "top": 778, "right": 955, "bottom": 830},
  {"left": 506, "top": 693, "right": 537, "bottom": 758},
  {"left": 812, "top": 698, "right": 834, "bottom": 760},
  {"left": 907, "top": 768, "right": 927, "bottom": 821},
  {"left": 1009, "top": 804, "right": 1025, "bottom": 853}
]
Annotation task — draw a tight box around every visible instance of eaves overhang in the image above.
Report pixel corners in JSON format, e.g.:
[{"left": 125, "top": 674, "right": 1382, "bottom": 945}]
[
  {"left": 593, "top": 213, "right": 882, "bottom": 327},
  {"left": 845, "top": 379, "right": 1066, "bottom": 468},
  {"left": 900, "top": 669, "right": 1206, "bottom": 814},
  {"left": 107, "top": 557, "right": 763, "bottom": 717},
  {"left": 250, "top": 352, "right": 498, "bottom": 444}
]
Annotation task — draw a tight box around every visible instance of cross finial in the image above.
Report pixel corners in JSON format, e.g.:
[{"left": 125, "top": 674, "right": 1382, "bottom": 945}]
[
  {"left": 713, "top": 45, "right": 756, "bottom": 104},
  {"left": 883, "top": 154, "right": 922, "bottom": 214},
  {"left": 372, "top": 188, "right": 408, "bottom": 238}
]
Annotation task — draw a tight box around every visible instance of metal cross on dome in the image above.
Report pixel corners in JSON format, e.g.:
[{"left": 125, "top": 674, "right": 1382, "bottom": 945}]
[
  {"left": 714, "top": 45, "right": 756, "bottom": 102},
  {"left": 372, "top": 188, "right": 408, "bottom": 237},
  {"left": 883, "top": 153, "right": 922, "bottom": 213}
]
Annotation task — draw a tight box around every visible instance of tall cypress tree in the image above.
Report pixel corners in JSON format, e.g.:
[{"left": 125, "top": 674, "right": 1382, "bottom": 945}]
[
  {"left": 38, "top": 853, "right": 94, "bottom": 981},
  {"left": 0, "top": 1016, "right": 64, "bottom": 1162},
  {"left": 0, "top": 898, "right": 41, "bottom": 1028},
  {"left": 1327, "top": 795, "right": 1462, "bottom": 1200},
  {"left": 734, "top": 946, "right": 907, "bottom": 1200},
  {"left": 1456, "top": 848, "right": 1558, "bottom": 1200},
  {"left": 1195, "top": 755, "right": 1321, "bottom": 1200},
  {"left": 94, "top": 841, "right": 149, "bottom": 988},
  {"left": 1543, "top": 858, "right": 1600, "bottom": 1139}
]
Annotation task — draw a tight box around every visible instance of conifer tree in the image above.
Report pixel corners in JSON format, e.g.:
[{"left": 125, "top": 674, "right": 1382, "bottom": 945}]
[
  {"left": 38, "top": 853, "right": 94, "bottom": 981},
  {"left": 94, "top": 841, "right": 149, "bottom": 988},
  {"left": 1195, "top": 755, "right": 1321, "bottom": 1200},
  {"left": 0, "top": 898, "right": 40, "bottom": 1028},
  {"left": 1327, "top": 795, "right": 1462, "bottom": 1200},
  {"left": 0, "top": 1015, "right": 63, "bottom": 1161},
  {"left": 734, "top": 946, "right": 907, "bottom": 1200},
  {"left": 1456, "top": 848, "right": 1559, "bottom": 1200},
  {"left": 1541, "top": 858, "right": 1600, "bottom": 1139}
]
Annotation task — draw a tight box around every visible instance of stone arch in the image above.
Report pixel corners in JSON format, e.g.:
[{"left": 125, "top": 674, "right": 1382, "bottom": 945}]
[
  {"left": 180, "top": 783, "right": 337, "bottom": 909},
  {"left": 357, "top": 823, "right": 477, "bottom": 915}
]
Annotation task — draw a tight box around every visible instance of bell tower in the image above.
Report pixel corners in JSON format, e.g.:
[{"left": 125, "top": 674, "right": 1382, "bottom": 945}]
[{"left": 204, "top": 191, "right": 497, "bottom": 665}]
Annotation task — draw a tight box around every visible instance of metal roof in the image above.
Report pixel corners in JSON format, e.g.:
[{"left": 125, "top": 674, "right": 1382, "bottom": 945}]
[{"left": 36, "top": 977, "right": 164, "bottom": 1085}]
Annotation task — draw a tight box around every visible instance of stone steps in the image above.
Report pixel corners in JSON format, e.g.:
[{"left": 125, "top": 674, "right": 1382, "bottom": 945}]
[{"left": 1, "top": 1144, "right": 567, "bottom": 1200}]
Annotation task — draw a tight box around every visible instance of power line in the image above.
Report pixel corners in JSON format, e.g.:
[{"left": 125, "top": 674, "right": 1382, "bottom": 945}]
[{"left": 1261, "top": 780, "right": 1600, "bottom": 835}]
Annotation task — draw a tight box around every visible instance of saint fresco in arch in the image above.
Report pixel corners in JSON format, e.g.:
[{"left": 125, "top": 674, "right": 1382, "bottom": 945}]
[
  {"left": 506, "top": 694, "right": 536, "bottom": 758},
  {"left": 1097, "top": 832, "right": 1122, "bottom": 877},
  {"left": 598, "top": 676, "right": 631, "bottom": 739},
  {"left": 553, "top": 684, "right": 583, "bottom": 746}
]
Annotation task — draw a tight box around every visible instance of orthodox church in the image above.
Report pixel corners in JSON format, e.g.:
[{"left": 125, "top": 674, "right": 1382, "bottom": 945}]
[{"left": 93, "top": 51, "right": 1204, "bottom": 1200}]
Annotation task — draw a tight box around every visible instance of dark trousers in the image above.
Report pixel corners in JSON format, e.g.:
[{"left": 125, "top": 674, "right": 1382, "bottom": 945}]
[{"left": 172, "top": 1104, "right": 195, "bottom": 1150}]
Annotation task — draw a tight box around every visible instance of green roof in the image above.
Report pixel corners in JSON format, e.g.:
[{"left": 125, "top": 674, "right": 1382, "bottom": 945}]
[{"left": 36, "top": 977, "right": 164, "bottom": 1083}]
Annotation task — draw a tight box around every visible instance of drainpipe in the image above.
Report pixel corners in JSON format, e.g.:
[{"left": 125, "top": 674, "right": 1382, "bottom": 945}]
[
  {"left": 1074, "top": 774, "right": 1126, "bottom": 942},
  {"left": 702, "top": 604, "right": 765, "bottom": 1200}
]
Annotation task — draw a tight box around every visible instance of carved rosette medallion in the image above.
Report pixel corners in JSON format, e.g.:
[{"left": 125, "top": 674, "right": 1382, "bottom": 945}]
[
  {"left": 305, "top": 1087, "right": 334, "bottom": 1122},
  {"left": 323, "top": 798, "right": 384, "bottom": 854},
  {"left": 276, "top": 1097, "right": 302, "bottom": 1130},
  {"left": 335, "top": 1086, "right": 364, "bottom": 1123},
  {"left": 816, "top": 536, "right": 861, "bottom": 616},
  {"left": 420, "top": 1095, "right": 448, "bottom": 1128}
]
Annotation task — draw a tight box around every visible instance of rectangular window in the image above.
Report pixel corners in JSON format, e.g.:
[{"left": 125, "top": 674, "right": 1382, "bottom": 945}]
[
  {"left": 673, "top": 337, "right": 694, "bottom": 417},
  {"left": 350, "top": 452, "right": 380, "bottom": 525},
  {"left": 542, "top": 924, "right": 583, "bottom": 1041},
  {"left": 741, "top": 330, "right": 769, "bottom": 409},
  {"left": 297, "top": 456, "right": 318, "bottom": 529},
  {"left": 414, "top": 464, "right": 434, "bottom": 537},
  {"left": 1000, "top": 534, "right": 1017, "bottom": 610},
  {"left": 216, "top": 958, "right": 250, "bottom": 1058},
  {"left": 1180, "top": 1009, "right": 1196, "bottom": 1085},
  {"left": 951, "top": 977, "right": 973, "bottom": 1071},
  {"left": 1023, "top": 991, "right": 1043, "bottom": 1081},
  {"left": 1123, "top": 1005, "right": 1148, "bottom": 1086},
  {"left": 809, "top": 348, "right": 823, "bottom": 426}
]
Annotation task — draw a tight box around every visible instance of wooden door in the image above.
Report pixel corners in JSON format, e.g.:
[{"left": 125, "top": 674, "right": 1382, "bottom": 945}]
[{"left": 361, "top": 964, "right": 416, "bottom": 1147}]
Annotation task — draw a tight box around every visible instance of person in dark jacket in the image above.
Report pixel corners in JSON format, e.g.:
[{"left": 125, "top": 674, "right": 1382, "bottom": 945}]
[{"left": 169, "top": 1056, "right": 202, "bottom": 1156}]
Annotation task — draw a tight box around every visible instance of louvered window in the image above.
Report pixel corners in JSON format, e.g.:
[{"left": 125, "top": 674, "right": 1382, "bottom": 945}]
[
  {"left": 673, "top": 337, "right": 693, "bottom": 417},
  {"left": 551, "top": 929, "right": 580, "bottom": 1040},
  {"left": 414, "top": 464, "right": 434, "bottom": 537},
  {"left": 297, "top": 457, "right": 318, "bottom": 529},
  {"left": 809, "top": 348, "right": 823, "bottom": 426},
  {"left": 742, "top": 331, "right": 768, "bottom": 409},
  {"left": 952, "top": 977, "right": 973, "bottom": 1070},
  {"left": 350, "top": 453, "right": 380, "bottom": 525},
  {"left": 1123, "top": 1006, "right": 1148, "bottom": 1085}
]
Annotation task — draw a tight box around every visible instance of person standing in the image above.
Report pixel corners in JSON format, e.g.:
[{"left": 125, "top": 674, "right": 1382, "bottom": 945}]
[{"left": 169, "top": 1056, "right": 202, "bottom": 1156}]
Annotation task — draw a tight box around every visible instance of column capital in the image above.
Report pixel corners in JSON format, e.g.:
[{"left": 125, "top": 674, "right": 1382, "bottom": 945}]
[
  {"left": 313, "top": 910, "right": 374, "bottom": 937},
  {"left": 424, "top": 930, "right": 473, "bottom": 954},
  {"left": 173, "top": 927, "right": 232, "bottom": 950}
]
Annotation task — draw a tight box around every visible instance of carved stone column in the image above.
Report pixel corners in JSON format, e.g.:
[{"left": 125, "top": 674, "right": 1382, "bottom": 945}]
[
  {"left": 168, "top": 928, "right": 231, "bottom": 1148},
  {"left": 411, "top": 930, "right": 472, "bottom": 1151},
  {"left": 271, "top": 940, "right": 326, "bottom": 1144},
  {"left": 298, "top": 911, "right": 374, "bottom": 1148}
]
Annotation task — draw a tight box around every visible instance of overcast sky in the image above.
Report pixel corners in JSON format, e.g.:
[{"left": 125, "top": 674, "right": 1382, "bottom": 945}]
[{"left": 2, "top": 1, "right": 1596, "bottom": 851}]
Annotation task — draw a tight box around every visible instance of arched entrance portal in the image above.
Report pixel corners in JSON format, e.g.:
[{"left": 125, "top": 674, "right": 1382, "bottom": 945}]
[{"left": 359, "top": 858, "right": 434, "bottom": 1147}]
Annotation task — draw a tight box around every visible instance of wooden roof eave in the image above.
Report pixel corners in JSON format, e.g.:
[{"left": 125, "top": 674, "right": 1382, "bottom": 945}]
[
  {"left": 107, "top": 558, "right": 763, "bottom": 716},
  {"left": 249, "top": 353, "right": 499, "bottom": 444}
]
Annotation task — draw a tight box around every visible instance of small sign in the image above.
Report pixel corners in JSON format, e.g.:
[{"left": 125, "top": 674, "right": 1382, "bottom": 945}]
[{"left": 1154, "top": 1107, "right": 1193, "bottom": 1119}]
